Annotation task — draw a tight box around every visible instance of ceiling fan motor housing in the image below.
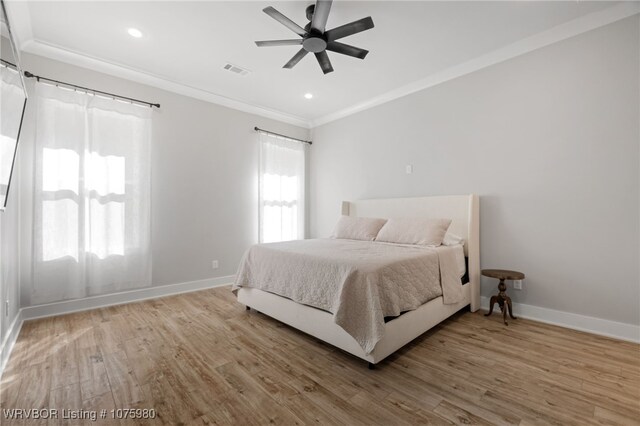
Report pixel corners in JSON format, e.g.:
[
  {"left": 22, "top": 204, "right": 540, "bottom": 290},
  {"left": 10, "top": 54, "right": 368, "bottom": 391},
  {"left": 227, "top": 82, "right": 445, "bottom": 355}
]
[{"left": 302, "top": 37, "right": 327, "bottom": 53}]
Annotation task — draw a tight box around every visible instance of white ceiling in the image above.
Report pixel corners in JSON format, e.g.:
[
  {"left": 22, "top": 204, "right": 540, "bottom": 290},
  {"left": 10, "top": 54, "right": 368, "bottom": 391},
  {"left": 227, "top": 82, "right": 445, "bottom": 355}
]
[{"left": 8, "top": 1, "right": 636, "bottom": 126}]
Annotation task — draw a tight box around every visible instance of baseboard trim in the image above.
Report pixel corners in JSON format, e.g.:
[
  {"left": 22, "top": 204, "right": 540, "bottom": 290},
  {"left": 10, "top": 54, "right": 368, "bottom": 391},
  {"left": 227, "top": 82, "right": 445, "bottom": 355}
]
[
  {"left": 21, "top": 276, "right": 235, "bottom": 321},
  {"left": 481, "top": 296, "right": 640, "bottom": 343},
  {"left": 0, "top": 309, "right": 24, "bottom": 381}
]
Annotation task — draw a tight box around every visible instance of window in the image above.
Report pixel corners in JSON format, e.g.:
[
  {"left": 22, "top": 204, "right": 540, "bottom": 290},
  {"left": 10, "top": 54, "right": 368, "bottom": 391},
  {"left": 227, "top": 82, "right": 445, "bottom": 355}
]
[
  {"left": 32, "top": 83, "right": 152, "bottom": 304},
  {"left": 259, "top": 132, "right": 306, "bottom": 243}
]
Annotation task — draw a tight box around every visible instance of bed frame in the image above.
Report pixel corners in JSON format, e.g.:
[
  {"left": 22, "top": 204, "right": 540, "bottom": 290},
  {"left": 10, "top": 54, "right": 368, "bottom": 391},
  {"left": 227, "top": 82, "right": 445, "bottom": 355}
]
[{"left": 237, "top": 194, "right": 480, "bottom": 366}]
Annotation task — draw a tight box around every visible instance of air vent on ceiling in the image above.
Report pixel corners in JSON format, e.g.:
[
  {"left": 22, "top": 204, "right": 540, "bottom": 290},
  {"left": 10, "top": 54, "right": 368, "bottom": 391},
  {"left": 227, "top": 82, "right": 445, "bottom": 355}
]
[{"left": 223, "top": 63, "right": 251, "bottom": 76}]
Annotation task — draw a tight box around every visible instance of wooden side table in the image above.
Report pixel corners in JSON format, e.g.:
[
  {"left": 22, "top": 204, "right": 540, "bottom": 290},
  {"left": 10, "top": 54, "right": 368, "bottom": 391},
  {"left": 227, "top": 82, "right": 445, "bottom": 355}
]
[{"left": 482, "top": 269, "right": 525, "bottom": 325}]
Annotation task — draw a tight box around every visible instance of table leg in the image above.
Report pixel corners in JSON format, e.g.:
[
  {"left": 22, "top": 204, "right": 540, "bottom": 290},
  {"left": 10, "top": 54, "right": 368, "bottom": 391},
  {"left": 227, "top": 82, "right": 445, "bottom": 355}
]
[
  {"left": 498, "top": 278, "right": 509, "bottom": 325},
  {"left": 484, "top": 276, "right": 519, "bottom": 326},
  {"left": 502, "top": 297, "right": 508, "bottom": 325},
  {"left": 484, "top": 295, "right": 498, "bottom": 316},
  {"left": 506, "top": 297, "right": 517, "bottom": 320}
]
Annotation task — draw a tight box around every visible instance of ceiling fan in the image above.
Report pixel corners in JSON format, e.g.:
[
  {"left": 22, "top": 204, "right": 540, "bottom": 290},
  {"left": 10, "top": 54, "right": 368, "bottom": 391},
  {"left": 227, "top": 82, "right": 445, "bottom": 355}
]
[{"left": 255, "top": 0, "right": 374, "bottom": 75}]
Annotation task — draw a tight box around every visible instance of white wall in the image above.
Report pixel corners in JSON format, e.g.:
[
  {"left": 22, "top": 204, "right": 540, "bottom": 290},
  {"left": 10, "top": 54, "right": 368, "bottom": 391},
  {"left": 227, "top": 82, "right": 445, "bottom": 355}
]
[
  {"left": 0, "top": 34, "right": 22, "bottom": 369},
  {"left": 17, "top": 52, "right": 309, "bottom": 307},
  {"left": 0, "top": 156, "right": 21, "bottom": 367},
  {"left": 310, "top": 16, "right": 640, "bottom": 326}
]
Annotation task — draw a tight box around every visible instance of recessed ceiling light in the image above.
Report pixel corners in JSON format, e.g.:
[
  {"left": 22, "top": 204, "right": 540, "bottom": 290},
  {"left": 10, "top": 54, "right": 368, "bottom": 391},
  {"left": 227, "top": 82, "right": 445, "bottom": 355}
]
[
  {"left": 128, "top": 28, "right": 143, "bottom": 38},
  {"left": 304, "top": 93, "right": 313, "bottom": 99}
]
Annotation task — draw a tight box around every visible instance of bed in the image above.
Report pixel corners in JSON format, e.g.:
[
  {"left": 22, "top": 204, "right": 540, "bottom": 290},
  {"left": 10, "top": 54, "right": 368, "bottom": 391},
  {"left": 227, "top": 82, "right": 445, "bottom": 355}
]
[{"left": 234, "top": 194, "right": 480, "bottom": 367}]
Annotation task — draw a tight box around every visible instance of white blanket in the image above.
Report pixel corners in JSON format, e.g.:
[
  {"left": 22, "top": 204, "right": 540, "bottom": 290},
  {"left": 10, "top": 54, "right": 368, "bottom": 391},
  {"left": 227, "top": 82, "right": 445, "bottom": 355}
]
[{"left": 233, "top": 238, "right": 464, "bottom": 354}]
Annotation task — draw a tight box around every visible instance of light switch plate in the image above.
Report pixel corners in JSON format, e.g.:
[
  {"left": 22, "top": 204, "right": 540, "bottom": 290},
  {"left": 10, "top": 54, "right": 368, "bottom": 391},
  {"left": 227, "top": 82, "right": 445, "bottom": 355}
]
[
  {"left": 513, "top": 280, "right": 523, "bottom": 290},
  {"left": 405, "top": 165, "right": 413, "bottom": 174},
  {"left": 212, "top": 260, "right": 219, "bottom": 269}
]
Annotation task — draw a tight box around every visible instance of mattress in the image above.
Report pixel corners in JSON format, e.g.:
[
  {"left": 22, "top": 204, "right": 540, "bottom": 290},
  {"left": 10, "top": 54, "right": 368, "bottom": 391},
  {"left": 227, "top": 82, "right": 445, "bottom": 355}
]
[{"left": 233, "top": 238, "right": 465, "bottom": 353}]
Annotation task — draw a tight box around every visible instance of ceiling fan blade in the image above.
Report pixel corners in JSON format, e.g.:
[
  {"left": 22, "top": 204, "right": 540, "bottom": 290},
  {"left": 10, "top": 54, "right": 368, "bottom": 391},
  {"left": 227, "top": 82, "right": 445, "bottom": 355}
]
[
  {"left": 325, "top": 16, "right": 374, "bottom": 42},
  {"left": 311, "top": 0, "right": 333, "bottom": 34},
  {"left": 263, "top": 6, "right": 307, "bottom": 37},
  {"left": 326, "top": 41, "right": 368, "bottom": 59},
  {"left": 314, "top": 51, "right": 334, "bottom": 74},
  {"left": 255, "top": 39, "right": 303, "bottom": 47},
  {"left": 283, "top": 48, "right": 309, "bottom": 69}
]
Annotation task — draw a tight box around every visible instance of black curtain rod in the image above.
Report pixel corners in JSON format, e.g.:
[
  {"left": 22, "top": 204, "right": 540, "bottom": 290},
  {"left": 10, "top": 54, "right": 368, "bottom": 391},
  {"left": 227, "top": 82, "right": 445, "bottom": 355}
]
[
  {"left": 254, "top": 127, "right": 312, "bottom": 145},
  {"left": 0, "top": 58, "right": 17, "bottom": 70},
  {"left": 23, "top": 71, "right": 160, "bottom": 108}
]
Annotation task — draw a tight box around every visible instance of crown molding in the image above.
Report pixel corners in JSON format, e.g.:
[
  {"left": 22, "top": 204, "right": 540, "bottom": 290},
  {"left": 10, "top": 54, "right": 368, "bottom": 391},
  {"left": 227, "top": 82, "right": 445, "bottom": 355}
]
[
  {"left": 3, "top": 0, "right": 33, "bottom": 58},
  {"left": 6, "top": 1, "right": 638, "bottom": 130},
  {"left": 3, "top": 0, "right": 311, "bottom": 128},
  {"left": 310, "top": 2, "right": 640, "bottom": 128},
  {"left": 22, "top": 40, "right": 312, "bottom": 128}
]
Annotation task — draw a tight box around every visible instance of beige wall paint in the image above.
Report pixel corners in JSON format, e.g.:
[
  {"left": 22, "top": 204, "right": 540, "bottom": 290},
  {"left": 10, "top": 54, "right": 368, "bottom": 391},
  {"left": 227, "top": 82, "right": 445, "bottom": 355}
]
[
  {"left": 310, "top": 16, "right": 640, "bottom": 325},
  {"left": 16, "top": 53, "right": 309, "bottom": 307}
]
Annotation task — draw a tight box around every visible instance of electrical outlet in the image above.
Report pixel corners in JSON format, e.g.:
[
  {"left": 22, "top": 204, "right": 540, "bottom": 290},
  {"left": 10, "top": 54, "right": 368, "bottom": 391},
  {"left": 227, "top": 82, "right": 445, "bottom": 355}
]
[
  {"left": 513, "top": 280, "right": 523, "bottom": 290},
  {"left": 211, "top": 260, "right": 219, "bottom": 270}
]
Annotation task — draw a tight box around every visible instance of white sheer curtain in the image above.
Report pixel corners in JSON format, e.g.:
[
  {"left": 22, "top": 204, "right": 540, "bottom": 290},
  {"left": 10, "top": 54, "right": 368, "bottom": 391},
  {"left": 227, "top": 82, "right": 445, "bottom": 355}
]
[
  {"left": 32, "top": 83, "right": 152, "bottom": 304},
  {"left": 0, "top": 65, "right": 26, "bottom": 206},
  {"left": 259, "top": 132, "right": 306, "bottom": 243}
]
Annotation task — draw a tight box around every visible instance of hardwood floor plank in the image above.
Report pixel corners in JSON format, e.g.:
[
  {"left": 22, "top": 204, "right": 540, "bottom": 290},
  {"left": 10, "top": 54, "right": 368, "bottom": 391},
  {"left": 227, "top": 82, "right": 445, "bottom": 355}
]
[
  {"left": 120, "top": 338, "right": 161, "bottom": 386},
  {"left": 102, "top": 349, "right": 146, "bottom": 407},
  {"left": 287, "top": 373, "right": 373, "bottom": 426},
  {"left": 49, "top": 341, "right": 80, "bottom": 391},
  {"left": 433, "top": 399, "right": 494, "bottom": 425},
  {"left": 77, "top": 346, "right": 111, "bottom": 402},
  {"left": 3, "top": 286, "right": 638, "bottom": 426},
  {"left": 140, "top": 375, "right": 195, "bottom": 425},
  {"left": 349, "top": 391, "right": 416, "bottom": 425},
  {"left": 81, "top": 391, "right": 118, "bottom": 425},
  {"left": 215, "top": 362, "right": 305, "bottom": 425},
  {"left": 48, "top": 383, "right": 82, "bottom": 426},
  {"left": 370, "top": 365, "right": 444, "bottom": 408},
  {"left": 593, "top": 405, "right": 640, "bottom": 425},
  {"left": 13, "top": 360, "right": 52, "bottom": 416},
  {"left": 0, "top": 369, "right": 23, "bottom": 410},
  {"left": 198, "top": 391, "right": 264, "bottom": 426},
  {"left": 383, "top": 391, "right": 455, "bottom": 425}
]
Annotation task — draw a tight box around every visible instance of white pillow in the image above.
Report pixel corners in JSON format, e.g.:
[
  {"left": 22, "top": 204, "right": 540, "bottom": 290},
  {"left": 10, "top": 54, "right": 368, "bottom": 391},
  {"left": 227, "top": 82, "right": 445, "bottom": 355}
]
[
  {"left": 375, "top": 218, "right": 452, "bottom": 246},
  {"left": 331, "top": 216, "right": 388, "bottom": 241},
  {"left": 443, "top": 232, "right": 465, "bottom": 246}
]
